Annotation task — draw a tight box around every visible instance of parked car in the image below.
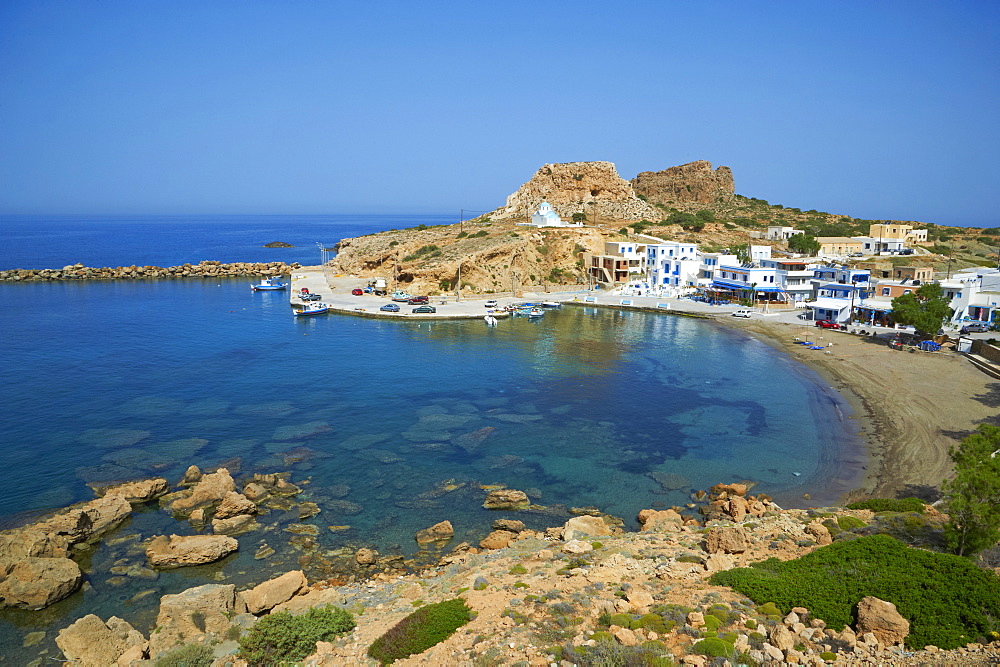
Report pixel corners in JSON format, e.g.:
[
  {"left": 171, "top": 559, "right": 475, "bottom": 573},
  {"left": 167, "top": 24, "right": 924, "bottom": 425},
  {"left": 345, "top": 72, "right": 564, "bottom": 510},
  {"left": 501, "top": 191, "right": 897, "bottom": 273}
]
[
  {"left": 407, "top": 295, "right": 429, "bottom": 305},
  {"left": 731, "top": 309, "right": 753, "bottom": 318},
  {"left": 379, "top": 303, "right": 400, "bottom": 312},
  {"left": 301, "top": 293, "right": 322, "bottom": 301},
  {"left": 411, "top": 305, "right": 437, "bottom": 314},
  {"left": 351, "top": 288, "right": 364, "bottom": 296},
  {"left": 815, "top": 320, "right": 841, "bottom": 329},
  {"left": 961, "top": 322, "right": 990, "bottom": 334},
  {"left": 484, "top": 300, "right": 499, "bottom": 309}
]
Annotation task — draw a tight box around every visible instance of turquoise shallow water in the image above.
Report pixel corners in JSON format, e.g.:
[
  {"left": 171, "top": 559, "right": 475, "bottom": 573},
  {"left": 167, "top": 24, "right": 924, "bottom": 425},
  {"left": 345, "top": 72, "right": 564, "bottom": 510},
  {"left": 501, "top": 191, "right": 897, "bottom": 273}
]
[{"left": 0, "top": 216, "right": 866, "bottom": 659}]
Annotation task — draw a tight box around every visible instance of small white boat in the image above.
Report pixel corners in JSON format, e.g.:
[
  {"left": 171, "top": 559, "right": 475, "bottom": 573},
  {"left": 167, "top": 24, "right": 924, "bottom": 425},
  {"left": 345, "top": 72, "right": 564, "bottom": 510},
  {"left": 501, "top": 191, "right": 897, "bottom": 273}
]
[
  {"left": 294, "top": 303, "right": 329, "bottom": 316},
  {"left": 541, "top": 301, "right": 561, "bottom": 308},
  {"left": 527, "top": 308, "right": 544, "bottom": 318},
  {"left": 251, "top": 277, "right": 288, "bottom": 291},
  {"left": 484, "top": 314, "right": 498, "bottom": 326}
]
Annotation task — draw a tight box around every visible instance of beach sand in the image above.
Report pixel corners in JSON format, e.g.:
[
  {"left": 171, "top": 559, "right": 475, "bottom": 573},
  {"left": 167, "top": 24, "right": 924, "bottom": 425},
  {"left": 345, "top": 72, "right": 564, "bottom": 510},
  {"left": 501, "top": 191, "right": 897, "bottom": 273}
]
[{"left": 733, "top": 318, "right": 997, "bottom": 501}]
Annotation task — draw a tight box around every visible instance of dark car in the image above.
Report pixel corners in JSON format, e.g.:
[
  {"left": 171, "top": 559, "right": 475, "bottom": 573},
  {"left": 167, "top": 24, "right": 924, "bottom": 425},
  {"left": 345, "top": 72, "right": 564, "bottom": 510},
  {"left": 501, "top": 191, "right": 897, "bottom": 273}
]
[
  {"left": 407, "top": 295, "right": 429, "bottom": 305},
  {"left": 379, "top": 303, "right": 400, "bottom": 312},
  {"left": 301, "top": 293, "right": 322, "bottom": 301},
  {"left": 351, "top": 288, "right": 364, "bottom": 296},
  {"left": 815, "top": 320, "right": 841, "bottom": 329},
  {"left": 411, "top": 305, "right": 437, "bottom": 314},
  {"left": 962, "top": 322, "right": 990, "bottom": 334}
]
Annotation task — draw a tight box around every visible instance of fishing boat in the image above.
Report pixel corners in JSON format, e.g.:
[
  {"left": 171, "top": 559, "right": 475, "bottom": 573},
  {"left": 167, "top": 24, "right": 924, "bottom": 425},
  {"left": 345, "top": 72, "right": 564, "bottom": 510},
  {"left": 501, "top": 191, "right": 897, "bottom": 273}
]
[
  {"left": 484, "top": 314, "right": 498, "bottom": 326},
  {"left": 541, "top": 301, "right": 561, "bottom": 308},
  {"left": 251, "top": 277, "right": 288, "bottom": 291},
  {"left": 526, "top": 308, "right": 545, "bottom": 318},
  {"left": 294, "top": 302, "right": 329, "bottom": 316}
]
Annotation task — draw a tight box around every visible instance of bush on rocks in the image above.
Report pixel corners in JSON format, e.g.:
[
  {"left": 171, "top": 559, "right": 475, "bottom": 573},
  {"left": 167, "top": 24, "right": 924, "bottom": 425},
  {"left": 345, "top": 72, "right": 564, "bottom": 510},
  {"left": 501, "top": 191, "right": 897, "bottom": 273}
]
[
  {"left": 367, "top": 598, "right": 471, "bottom": 664},
  {"left": 154, "top": 643, "right": 215, "bottom": 666},
  {"left": 236, "top": 606, "right": 354, "bottom": 665},
  {"left": 710, "top": 534, "right": 1000, "bottom": 649}
]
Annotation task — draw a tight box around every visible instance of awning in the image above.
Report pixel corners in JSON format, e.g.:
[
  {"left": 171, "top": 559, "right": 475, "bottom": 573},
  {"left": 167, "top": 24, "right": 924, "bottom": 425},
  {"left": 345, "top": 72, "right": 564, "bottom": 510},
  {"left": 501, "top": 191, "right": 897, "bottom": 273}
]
[
  {"left": 856, "top": 301, "right": 893, "bottom": 312},
  {"left": 712, "top": 279, "right": 749, "bottom": 290},
  {"left": 806, "top": 298, "right": 851, "bottom": 311}
]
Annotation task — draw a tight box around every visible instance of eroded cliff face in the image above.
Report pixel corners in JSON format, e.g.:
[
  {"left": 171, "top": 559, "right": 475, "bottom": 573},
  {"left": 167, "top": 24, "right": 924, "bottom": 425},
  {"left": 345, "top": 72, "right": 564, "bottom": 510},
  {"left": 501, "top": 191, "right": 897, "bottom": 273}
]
[
  {"left": 631, "top": 160, "right": 735, "bottom": 206},
  {"left": 491, "top": 161, "right": 660, "bottom": 223}
]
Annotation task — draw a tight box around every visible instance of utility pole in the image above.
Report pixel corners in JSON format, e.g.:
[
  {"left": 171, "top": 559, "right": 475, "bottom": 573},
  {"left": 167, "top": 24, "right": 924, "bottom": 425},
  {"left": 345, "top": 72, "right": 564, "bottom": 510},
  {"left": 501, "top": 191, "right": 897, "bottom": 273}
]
[
  {"left": 457, "top": 263, "right": 462, "bottom": 302},
  {"left": 460, "top": 209, "right": 464, "bottom": 234}
]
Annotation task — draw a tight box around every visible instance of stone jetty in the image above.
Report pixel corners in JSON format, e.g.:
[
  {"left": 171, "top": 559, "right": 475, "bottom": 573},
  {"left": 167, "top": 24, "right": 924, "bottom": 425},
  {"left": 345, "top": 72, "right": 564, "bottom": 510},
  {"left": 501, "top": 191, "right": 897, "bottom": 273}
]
[{"left": 0, "top": 260, "right": 300, "bottom": 282}]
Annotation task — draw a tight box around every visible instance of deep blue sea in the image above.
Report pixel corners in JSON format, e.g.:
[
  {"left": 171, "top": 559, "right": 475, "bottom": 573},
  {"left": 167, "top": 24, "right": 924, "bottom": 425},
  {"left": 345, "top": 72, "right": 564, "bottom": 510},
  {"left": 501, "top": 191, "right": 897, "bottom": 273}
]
[{"left": 0, "top": 214, "right": 866, "bottom": 660}]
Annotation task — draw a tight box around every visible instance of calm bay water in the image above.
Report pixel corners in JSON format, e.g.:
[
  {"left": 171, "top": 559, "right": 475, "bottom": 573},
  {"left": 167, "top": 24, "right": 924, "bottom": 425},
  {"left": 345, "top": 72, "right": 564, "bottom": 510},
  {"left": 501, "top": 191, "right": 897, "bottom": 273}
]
[{"left": 0, "top": 215, "right": 865, "bottom": 659}]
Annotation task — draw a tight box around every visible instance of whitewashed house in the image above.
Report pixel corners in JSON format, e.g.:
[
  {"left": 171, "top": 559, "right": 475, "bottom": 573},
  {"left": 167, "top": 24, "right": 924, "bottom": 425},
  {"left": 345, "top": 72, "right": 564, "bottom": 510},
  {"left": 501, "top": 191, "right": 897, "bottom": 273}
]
[
  {"left": 522, "top": 201, "right": 583, "bottom": 228},
  {"left": 646, "top": 242, "right": 700, "bottom": 292}
]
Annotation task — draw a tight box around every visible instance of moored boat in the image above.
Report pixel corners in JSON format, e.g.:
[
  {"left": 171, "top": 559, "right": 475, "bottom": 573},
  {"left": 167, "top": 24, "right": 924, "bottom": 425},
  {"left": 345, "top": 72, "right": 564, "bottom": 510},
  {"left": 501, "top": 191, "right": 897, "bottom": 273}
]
[
  {"left": 294, "top": 302, "right": 330, "bottom": 316},
  {"left": 526, "top": 308, "right": 544, "bottom": 318},
  {"left": 541, "top": 301, "right": 561, "bottom": 308},
  {"left": 251, "top": 277, "right": 288, "bottom": 291}
]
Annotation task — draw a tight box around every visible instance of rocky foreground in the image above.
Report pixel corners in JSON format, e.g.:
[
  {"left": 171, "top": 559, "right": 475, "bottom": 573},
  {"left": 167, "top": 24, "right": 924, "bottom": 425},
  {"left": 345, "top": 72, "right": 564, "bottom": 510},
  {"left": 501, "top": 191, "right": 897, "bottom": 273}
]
[{"left": 6, "top": 475, "right": 1000, "bottom": 665}]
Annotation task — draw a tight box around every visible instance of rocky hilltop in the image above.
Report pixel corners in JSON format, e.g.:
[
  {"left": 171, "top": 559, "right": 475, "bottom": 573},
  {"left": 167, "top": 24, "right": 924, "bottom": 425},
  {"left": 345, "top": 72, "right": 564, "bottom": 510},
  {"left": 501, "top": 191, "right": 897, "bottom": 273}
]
[
  {"left": 490, "top": 161, "right": 660, "bottom": 223},
  {"left": 632, "top": 160, "right": 736, "bottom": 206}
]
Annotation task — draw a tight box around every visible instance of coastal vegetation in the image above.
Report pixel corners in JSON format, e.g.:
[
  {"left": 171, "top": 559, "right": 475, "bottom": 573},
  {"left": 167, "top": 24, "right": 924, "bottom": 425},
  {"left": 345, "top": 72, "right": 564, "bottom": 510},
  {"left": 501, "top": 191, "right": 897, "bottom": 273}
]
[
  {"left": 367, "top": 598, "right": 472, "bottom": 664},
  {"left": 236, "top": 606, "right": 355, "bottom": 665},
  {"left": 709, "top": 534, "right": 1000, "bottom": 649}
]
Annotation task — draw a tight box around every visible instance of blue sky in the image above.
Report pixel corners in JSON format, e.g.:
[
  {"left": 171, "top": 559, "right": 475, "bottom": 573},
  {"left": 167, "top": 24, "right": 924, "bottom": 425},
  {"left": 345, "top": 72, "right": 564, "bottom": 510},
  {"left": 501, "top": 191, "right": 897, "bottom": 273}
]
[{"left": 1, "top": 1, "right": 997, "bottom": 227}]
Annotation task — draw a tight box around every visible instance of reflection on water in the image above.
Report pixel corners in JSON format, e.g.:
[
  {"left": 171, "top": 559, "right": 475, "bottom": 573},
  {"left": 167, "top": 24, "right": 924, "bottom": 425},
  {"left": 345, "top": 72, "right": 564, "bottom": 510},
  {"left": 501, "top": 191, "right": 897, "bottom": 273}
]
[{"left": 0, "top": 280, "right": 864, "bottom": 658}]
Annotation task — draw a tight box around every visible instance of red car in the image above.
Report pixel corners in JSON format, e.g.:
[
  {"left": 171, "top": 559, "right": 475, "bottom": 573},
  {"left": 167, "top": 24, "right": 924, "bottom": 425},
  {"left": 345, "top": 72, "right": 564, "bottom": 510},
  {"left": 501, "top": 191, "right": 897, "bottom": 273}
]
[
  {"left": 407, "top": 296, "right": 429, "bottom": 305},
  {"left": 815, "top": 320, "right": 841, "bottom": 329},
  {"left": 351, "top": 288, "right": 364, "bottom": 296}
]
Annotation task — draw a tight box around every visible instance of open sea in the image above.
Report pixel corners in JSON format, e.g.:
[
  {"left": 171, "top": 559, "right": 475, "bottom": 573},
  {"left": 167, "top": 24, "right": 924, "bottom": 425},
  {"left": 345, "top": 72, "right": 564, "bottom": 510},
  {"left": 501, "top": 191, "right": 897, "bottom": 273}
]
[{"left": 0, "top": 214, "right": 866, "bottom": 660}]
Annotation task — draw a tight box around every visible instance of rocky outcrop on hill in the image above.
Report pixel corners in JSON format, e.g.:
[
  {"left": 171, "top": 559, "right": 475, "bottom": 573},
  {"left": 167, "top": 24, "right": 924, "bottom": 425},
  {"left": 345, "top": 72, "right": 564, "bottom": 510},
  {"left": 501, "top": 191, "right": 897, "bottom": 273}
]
[
  {"left": 0, "top": 260, "right": 298, "bottom": 282},
  {"left": 631, "top": 160, "right": 735, "bottom": 206},
  {"left": 492, "top": 161, "right": 660, "bottom": 223}
]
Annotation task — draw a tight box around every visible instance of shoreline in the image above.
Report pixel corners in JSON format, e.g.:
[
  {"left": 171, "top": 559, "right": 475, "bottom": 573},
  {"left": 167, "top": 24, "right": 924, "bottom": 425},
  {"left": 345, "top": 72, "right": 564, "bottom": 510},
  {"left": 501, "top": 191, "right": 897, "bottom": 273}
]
[{"left": 727, "top": 317, "right": 995, "bottom": 501}]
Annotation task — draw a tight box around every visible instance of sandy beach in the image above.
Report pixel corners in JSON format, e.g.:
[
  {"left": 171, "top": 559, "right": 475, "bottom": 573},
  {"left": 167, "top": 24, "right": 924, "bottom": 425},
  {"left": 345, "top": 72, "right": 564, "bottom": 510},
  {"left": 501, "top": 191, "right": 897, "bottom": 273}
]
[{"left": 732, "top": 318, "right": 997, "bottom": 501}]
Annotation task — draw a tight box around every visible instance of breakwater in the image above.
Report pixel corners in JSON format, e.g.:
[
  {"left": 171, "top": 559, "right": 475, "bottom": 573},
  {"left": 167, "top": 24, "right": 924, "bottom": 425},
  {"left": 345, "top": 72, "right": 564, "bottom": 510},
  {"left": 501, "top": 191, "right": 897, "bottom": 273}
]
[{"left": 0, "top": 260, "right": 301, "bottom": 282}]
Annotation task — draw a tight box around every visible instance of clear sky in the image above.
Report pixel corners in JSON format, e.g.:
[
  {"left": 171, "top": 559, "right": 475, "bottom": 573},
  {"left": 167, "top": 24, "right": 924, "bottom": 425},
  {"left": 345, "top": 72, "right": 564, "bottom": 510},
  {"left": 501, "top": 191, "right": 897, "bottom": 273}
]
[{"left": 1, "top": 1, "right": 997, "bottom": 227}]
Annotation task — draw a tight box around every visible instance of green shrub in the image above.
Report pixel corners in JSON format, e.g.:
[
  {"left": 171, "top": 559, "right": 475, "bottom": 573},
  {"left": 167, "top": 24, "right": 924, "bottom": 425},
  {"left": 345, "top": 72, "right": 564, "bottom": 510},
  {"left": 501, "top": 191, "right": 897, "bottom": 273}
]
[
  {"left": 237, "top": 606, "right": 354, "bottom": 665},
  {"left": 820, "top": 651, "right": 837, "bottom": 662},
  {"left": 367, "top": 598, "right": 471, "bottom": 664},
  {"left": 591, "top": 630, "right": 615, "bottom": 643},
  {"left": 634, "top": 613, "right": 668, "bottom": 633},
  {"left": 837, "top": 515, "right": 867, "bottom": 530},
  {"left": 702, "top": 614, "right": 721, "bottom": 631},
  {"left": 756, "top": 602, "right": 782, "bottom": 617},
  {"left": 744, "top": 618, "right": 757, "bottom": 629},
  {"left": 847, "top": 498, "right": 926, "bottom": 514},
  {"left": 155, "top": 643, "right": 215, "bottom": 667},
  {"left": 709, "top": 534, "right": 1000, "bottom": 649},
  {"left": 609, "top": 613, "right": 633, "bottom": 627},
  {"left": 509, "top": 564, "right": 527, "bottom": 575},
  {"left": 692, "top": 637, "right": 735, "bottom": 658}
]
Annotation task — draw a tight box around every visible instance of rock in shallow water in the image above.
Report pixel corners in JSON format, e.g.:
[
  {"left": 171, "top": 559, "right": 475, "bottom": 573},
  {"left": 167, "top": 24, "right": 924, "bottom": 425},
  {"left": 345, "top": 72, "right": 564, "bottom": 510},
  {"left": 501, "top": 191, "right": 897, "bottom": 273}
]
[{"left": 145, "top": 534, "right": 238, "bottom": 568}]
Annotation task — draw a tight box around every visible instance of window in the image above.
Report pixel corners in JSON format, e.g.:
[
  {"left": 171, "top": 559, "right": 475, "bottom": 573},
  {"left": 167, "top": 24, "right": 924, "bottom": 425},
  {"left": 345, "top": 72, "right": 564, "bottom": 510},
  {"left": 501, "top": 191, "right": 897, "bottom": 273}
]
[
  {"left": 903, "top": 289, "right": 912, "bottom": 295},
  {"left": 881, "top": 288, "right": 890, "bottom": 296}
]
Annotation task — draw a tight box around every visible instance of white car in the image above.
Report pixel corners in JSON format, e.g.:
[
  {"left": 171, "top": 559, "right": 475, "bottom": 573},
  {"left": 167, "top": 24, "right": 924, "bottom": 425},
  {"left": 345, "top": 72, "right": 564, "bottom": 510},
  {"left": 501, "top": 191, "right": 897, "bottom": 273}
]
[
  {"left": 731, "top": 309, "right": 753, "bottom": 318},
  {"left": 484, "top": 300, "right": 499, "bottom": 309}
]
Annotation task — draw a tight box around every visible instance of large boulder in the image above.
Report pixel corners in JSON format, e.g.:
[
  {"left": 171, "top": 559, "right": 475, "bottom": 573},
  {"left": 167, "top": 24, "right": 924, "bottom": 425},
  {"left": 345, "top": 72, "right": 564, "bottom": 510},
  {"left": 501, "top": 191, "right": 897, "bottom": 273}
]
[
  {"left": 483, "top": 489, "right": 530, "bottom": 511},
  {"left": 479, "top": 530, "right": 517, "bottom": 550},
  {"left": 56, "top": 614, "right": 146, "bottom": 666},
  {"left": 855, "top": 596, "right": 909, "bottom": 646},
  {"left": 149, "top": 583, "right": 236, "bottom": 658},
  {"left": 637, "top": 509, "right": 684, "bottom": 533},
  {"left": 214, "top": 491, "right": 257, "bottom": 520},
  {"left": 165, "top": 468, "right": 235, "bottom": 515},
  {"left": 238, "top": 570, "right": 307, "bottom": 615},
  {"left": 704, "top": 526, "right": 748, "bottom": 554},
  {"left": 211, "top": 514, "right": 258, "bottom": 535},
  {"left": 0, "top": 557, "right": 82, "bottom": 610},
  {"left": 562, "top": 515, "right": 615, "bottom": 541},
  {"left": 415, "top": 520, "right": 455, "bottom": 545},
  {"left": 145, "top": 534, "right": 238, "bottom": 569},
  {"left": 95, "top": 477, "right": 169, "bottom": 503}
]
